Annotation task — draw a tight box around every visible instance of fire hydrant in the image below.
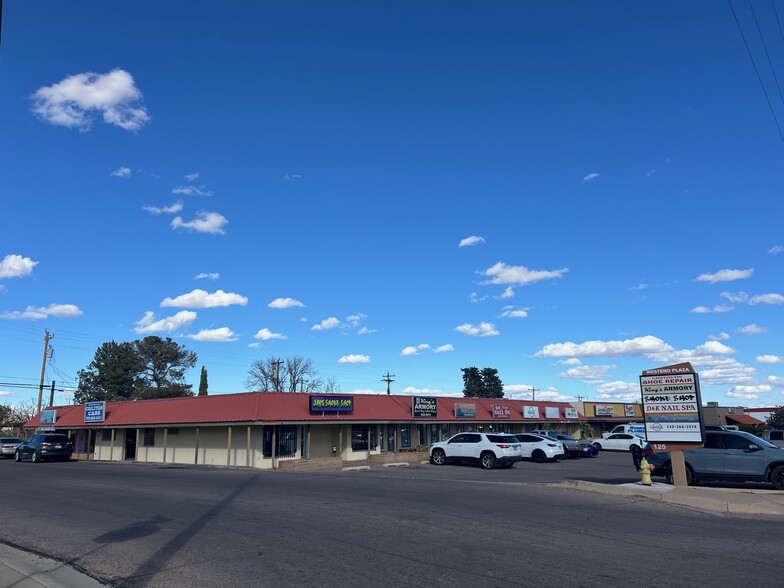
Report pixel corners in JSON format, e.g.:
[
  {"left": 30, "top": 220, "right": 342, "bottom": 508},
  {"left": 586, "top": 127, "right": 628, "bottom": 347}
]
[{"left": 639, "top": 457, "right": 654, "bottom": 486}]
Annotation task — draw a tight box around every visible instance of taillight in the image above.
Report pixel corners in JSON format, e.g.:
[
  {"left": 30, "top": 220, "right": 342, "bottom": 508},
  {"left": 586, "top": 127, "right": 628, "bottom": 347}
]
[
  {"left": 644, "top": 446, "right": 653, "bottom": 457},
  {"left": 546, "top": 443, "right": 557, "bottom": 447},
  {"left": 497, "top": 444, "right": 510, "bottom": 449},
  {"left": 42, "top": 442, "right": 52, "bottom": 447}
]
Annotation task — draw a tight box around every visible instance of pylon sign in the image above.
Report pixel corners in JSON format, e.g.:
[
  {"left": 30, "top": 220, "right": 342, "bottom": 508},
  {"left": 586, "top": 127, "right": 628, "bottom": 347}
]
[{"left": 640, "top": 362, "right": 705, "bottom": 453}]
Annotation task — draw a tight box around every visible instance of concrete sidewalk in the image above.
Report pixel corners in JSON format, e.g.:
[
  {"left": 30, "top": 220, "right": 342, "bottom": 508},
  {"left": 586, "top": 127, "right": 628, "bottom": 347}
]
[
  {"left": 0, "top": 543, "right": 106, "bottom": 588},
  {"left": 559, "top": 480, "right": 784, "bottom": 515}
]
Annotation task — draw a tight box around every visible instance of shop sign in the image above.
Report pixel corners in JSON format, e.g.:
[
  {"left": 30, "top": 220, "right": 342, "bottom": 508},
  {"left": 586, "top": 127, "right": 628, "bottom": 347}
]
[
  {"left": 544, "top": 407, "right": 560, "bottom": 420},
  {"left": 523, "top": 405, "right": 540, "bottom": 419},
  {"left": 624, "top": 404, "right": 635, "bottom": 417},
  {"left": 39, "top": 409, "right": 56, "bottom": 424},
  {"left": 595, "top": 405, "right": 615, "bottom": 416},
  {"left": 84, "top": 401, "right": 106, "bottom": 423},
  {"left": 491, "top": 403, "right": 511, "bottom": 419},
  {"left": 640, "top": 362, "right": 704, "bottom": 448},
  {"left": 564, "top": 407, "right": 578, "bottom": 419},
  {"left": 412, "top": 396, "right": 437, "bottom": 418},
  {"left": 309, "top": 395, "right": 354, "bottom": 413},
  {"left": 454, "top": 403, "right": 476, "bottom": 418}
]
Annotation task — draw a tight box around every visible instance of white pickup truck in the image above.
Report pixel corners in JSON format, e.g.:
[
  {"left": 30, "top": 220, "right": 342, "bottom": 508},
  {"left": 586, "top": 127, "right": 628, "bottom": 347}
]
[{"left": 601, "top": 423, "right": 646, "bottom": 439}]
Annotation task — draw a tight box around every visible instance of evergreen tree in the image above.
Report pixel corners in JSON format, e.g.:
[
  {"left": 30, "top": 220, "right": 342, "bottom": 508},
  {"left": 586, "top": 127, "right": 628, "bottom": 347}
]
[
  {"left": 767, "top": 407, "right": 784, "bottom": 429},
  {"left": 480, "top": 367, "right": 504, "bottom": 398},
  {"left": 461, "top": 367, "right": 484, "bottom": 397},
  {"left": 75, "top": 341, "right": 145, "bottom": 403},
  {"left": 198, "top": 366, "right": 208, "bottom": 396}
]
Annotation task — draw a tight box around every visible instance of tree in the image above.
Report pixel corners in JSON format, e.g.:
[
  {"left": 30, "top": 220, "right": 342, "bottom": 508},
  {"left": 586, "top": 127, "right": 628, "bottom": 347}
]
[
  {"left": 198, "top": 366, "right": 208, "bottom": 396},
  {"left": 134, "top": 336, "right": 198, "bottom": 399},
  {"left": 75, "top": 341, "right": 145, "bottom": 403},
  {"left": 461, "top": 367, "right": 484, "bottom": 398},
  {"left": 766, "top": 407, "right": 784, "bottom": 429},
  {"left": 246, "top": 356, "right": 323, "bottom": 392},
  {"left": 480, "top": 368, "right": 504, "bottom": 398}
]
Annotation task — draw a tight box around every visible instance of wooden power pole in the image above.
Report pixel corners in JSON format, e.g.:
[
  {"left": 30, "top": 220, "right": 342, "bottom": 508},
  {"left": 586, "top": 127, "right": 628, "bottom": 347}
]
[{"left": 37, "top": 329, "right": 53, "bottom": 414}]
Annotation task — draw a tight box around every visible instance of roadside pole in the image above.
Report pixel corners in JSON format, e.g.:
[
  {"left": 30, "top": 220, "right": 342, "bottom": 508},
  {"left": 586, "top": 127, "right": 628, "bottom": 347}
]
[{"left": 670, "top": 451, "right": 688, "bottom": 486}]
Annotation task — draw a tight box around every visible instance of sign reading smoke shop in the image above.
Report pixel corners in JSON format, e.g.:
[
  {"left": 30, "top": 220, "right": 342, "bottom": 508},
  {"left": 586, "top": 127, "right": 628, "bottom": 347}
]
[
  {"left": 412, "top": 396, "right": 438, "bottom": 418},
  {"left": 309, "top": 395, "right": 354, "bottom": 413},
  {"left": 640, "top": 362, "right": 704, "bottom": 450}
]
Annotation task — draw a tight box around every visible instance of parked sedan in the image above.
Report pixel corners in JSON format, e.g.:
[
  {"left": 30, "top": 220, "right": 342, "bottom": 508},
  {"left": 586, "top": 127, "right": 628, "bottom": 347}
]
[
  {"left": 1, "top": 437, "right": 21, "bottom": 458},
  {"left": 514, "top": 433, "right": 565, "bottom": 463},
  {"left": 591, "top": 433, "right": 645, "bottom": 453},
  {"left": 14, "top": 434, "right": 73, "bottom": 463}
]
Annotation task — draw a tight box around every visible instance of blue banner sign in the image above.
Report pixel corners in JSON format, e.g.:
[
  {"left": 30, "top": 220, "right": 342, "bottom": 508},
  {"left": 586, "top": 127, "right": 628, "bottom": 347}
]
[
  {"left": 84, "top": 401, "right": 106, "bottom": 423},
  {"left": 310, "top": 395, "right": 354, "bottom": 413},
  {"left": 454, "top": 403, "right": 476, "bottom": 418},
  {"left": 39, "top": 409, "right": 57, "bottom": 424}
]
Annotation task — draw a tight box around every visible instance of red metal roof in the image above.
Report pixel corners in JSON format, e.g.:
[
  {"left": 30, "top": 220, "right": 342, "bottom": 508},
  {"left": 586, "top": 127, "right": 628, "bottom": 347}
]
[
  {"left": 25, "top": 393, "right": 585, "bottom": 428},
  {"left": 725, "top": 414, "right": 764, "bottom": 426}
]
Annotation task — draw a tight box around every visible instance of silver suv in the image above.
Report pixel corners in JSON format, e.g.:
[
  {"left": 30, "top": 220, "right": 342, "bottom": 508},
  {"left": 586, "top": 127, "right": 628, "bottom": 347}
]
[
  {"left": 646, "top": 430, "right": 784, "bottom": 489},
  {"left": 429, "top": 432, "right": 523, "bottom": 469}
]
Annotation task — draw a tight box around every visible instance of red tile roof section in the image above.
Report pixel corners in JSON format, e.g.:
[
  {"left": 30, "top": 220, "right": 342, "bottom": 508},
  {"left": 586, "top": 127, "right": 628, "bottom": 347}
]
[
  {"left": 25, "top": 392, "right": 585, "bottom": 428},
  {"left": 725, "top": 414, "right": 764, "bottom": 425}
]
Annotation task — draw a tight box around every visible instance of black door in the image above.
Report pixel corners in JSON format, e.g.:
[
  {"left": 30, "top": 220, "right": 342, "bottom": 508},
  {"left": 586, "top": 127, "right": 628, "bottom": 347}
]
[{"left": 125, "top": 429, "right": 136, "bottom": 460}]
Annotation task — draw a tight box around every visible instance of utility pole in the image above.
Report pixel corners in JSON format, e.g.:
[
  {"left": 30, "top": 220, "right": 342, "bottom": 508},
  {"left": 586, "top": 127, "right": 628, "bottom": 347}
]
[
  {"left": 272, "top": 358, "right": 283, "bottom": 392},
  {"left": 37, "top": 329, "right": 53, "bottom": 414},
  {"left": 528, "top": 386, "right": 539, "bottom": 402},
  {"left": 381, "top": 372, "right": 395, "bottom": 395},
  {"left": 48, "top": 381, "right": 56, "bottom": 407}
]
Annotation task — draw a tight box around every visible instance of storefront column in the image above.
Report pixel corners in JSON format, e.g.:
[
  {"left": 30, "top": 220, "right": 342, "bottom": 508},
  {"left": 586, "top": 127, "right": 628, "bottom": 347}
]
[
  {"left": 135, "top": 429, "right": 140, "bottom": 462},
  {"left": 227, "top": 426, "right": 232, "bottom": 466},
  {"left": 306, "top": 425, "right": 311, "bottom": 459},
  {"left": 194, "top": 427, "right": 200, "bottom": 465},
  {"left": 272, "top": 427, "right": 277, "bottom": 469},
  {"left": 246, "top": 426, "right": 251, "bottom": 467},
  {"left": 163, "top": 428, "right": 168, "bottom": 463},
  {"left": 109, "top": 429, "right": 115, "bottom": 461}
]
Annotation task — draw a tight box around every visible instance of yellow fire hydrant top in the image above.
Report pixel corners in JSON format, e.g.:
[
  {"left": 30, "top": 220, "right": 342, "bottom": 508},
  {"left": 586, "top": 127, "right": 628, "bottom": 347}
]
[{"left": 639, "top": 457, "right": 653, "bottom": 486}]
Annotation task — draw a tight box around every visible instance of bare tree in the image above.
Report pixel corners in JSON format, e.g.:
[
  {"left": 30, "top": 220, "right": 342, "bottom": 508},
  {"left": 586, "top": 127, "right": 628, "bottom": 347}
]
[
  {"left": 324, "top": 377, "right": 341, "bottom": 394},
  {"left": 246, "top": 356, "right": 325, "bottom": 393}
]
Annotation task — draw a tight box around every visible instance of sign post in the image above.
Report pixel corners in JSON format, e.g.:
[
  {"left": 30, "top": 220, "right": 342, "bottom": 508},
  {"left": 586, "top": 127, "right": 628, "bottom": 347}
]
[{"left": 640, "top": 362, "right": 705, "bottom": 486}]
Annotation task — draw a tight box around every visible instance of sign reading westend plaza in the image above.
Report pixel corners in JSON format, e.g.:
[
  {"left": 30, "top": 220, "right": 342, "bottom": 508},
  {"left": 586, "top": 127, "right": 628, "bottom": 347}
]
[
  {"left": 309, "top": 395, "right": 354, "bottom": 413},
  {"left": 490, "top": 403, "right": 511, "bottom": 419},
  {"left": 640, "top": 362, "right": 704, "bottom": 452},
  {"left": 412, "top": 396, "right": 437, "bottom": 418},
  {"left": 84, "top": 401, "right": 106, "bottom": 423}
]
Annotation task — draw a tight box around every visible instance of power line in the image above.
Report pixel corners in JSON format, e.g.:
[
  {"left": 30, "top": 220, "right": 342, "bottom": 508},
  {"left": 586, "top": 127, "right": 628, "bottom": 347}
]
[
  {"left": 728, "top": 0, "right": 784, "bottom": 144},
  {"left": 748, "top": 0, "right": 784, "bottom": 106},
  {"left": 772, "top": 0, "right": 784, "bottom": 45}
]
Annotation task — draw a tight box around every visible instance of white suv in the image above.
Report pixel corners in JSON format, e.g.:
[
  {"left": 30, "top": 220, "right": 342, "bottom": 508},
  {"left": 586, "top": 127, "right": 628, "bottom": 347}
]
[{"left": 429, "top": 432, "right": 523, "bottom": 469}]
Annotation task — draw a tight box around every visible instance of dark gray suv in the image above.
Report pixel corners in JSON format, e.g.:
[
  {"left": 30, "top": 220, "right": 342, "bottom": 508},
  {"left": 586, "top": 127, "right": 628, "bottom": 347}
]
[
  {"left": 14, "top": 434, "right": 73, "bottom": 463},
  {"left": 646, "top": 430, "right": 784, "bottom": 489}
]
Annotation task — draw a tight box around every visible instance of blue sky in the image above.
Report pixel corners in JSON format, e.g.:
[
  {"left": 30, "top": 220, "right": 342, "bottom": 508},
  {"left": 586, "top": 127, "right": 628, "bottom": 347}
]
[{"left": 1, "top": 2, "right": 783, "bottom": 408}]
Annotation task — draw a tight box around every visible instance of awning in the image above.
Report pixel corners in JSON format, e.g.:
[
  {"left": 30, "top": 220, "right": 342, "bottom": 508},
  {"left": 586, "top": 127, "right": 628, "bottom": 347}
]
[{"left": 725, "top": 414, "right": 763, "bottom": 426}]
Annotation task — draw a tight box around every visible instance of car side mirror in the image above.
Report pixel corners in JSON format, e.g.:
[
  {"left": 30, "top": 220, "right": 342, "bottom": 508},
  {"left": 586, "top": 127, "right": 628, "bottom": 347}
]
[{"left": 748, "top": 444, "right": 759, "bottom": 452}]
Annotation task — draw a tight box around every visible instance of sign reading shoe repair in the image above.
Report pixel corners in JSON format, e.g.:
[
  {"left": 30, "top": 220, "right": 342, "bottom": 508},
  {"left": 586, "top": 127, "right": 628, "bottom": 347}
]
[{"left": 640, "top": 362, "right": 704, "bottom": 451}]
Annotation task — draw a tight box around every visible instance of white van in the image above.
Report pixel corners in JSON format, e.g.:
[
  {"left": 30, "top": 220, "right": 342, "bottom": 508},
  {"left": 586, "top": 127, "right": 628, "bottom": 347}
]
[{"left": 601, "top": 423, "right": 646, "bottom": 439}]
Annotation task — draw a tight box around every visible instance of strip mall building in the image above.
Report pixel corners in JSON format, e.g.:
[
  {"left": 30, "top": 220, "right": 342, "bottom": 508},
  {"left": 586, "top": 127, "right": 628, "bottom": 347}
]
[{"left": 24, "top": 392, "right": 642, "bottom": 470}]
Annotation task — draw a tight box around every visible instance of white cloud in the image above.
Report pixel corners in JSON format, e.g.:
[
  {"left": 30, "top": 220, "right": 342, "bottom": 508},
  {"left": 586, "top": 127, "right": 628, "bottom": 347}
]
[
  {"left": 172, "top": 185, "right": 213, "bottom": 197},
  {"left": 560, "top": 364, "right": 616, "bottom": 382},
  {"left": 770, "top": 376, "right": 784, "bottom": 387},
  {"left": 757, "top": 355, "right": 784, "bottom": 364},
  {"left": 695, "top": 341, "right": 735, "bottom": 355},
  {"left": 583, "top": 172, "right": 600, "bottom": 182},
  {"left": 769, "top": 245, "right": 784, "bottom": 255},
  {"left": 690, "top": 305, "right": 733, "bottom": 314},
  {"left": 400, "top": 386, "right": 457, "bottom": 397},
  {"left": 630, "top": 283, "right": 648, "bottom": 291},
  {"left": 345, "top": 313, "right": 367, "bottom": 326},
  {"left": 143, "top": 201, "right": 183, "bottom": 215},
  {"left": 0, "top": 303, "right": 83, "bottom": 320},
  {"left": 401, "top": 344, "right": 430, "bottom": 356},
  {"left": 268, "top": 297, "right": 305, "bottom": 309},
  {"left": 595, "top": 381, "right": 641, "bottom": 401},
  {"left": 338, "top": 354, "right": 370, "bottom": 364},
  {"left": 646, "top": 169, "right": 656, "bottom": 178},
  {"left": 184, "top": 172, "right": 200, "bottom": 182},
  {"left": 161, "top": 289, "right": 247, "bottom": 308},
  {"left": 708, "top": 332, "right": 731, "bottom": 341},
  {"left": 187, "top": 327, "right": 238, "bottom": 342},
  {"left": 469, "top": 292, "right": 488, "bottom": 303},
  {"left": 695, "top": 268, "right": 753, "bottom": 284},
  {"left": 727, "top": 384, "right": 772, "bottom": 398},
  {"left": 738, "top": 324, "right": 767, "bottom": 336},
  {"left": 480, "top": 262, "right": 568, "bottom": 286},
  {"left": 357, "top": 327, "right": 377, "bottom": 335},
  {"left": 720, "top": 291, "right": 748, "bottom": 303},
  {"left": 536, "top": 335, "right": 672, "bottom": 358},
  {"left": 254, "top": 328, "right": 286, "bottom": 340},
  {"left": 194, "top": 272, "right": 220, "bottom": 280},
  {"left": 171, "top": 211, "right": 228, "bottom": 234},
  {"left": 498, "top": 308, "right": 528, "bottom": 318},
  {"left": 30, "top": 69, "right": 149, "bottom": 131},
  {"left": 502, "top": 384, "right": 534, "bottom": 397},
  {"left": 458, "top": 235, "right": 485, "bottom": 247},
  {"left": 0, "top": 255, "right": 39, "bottom": 279},
  {"left": 134, "top": 310, "right": 196, "bottom": 333},
  {"left": 558, "top": 358, "right": 582, "bottom": 366},
  {"left": 500, "top": 287, "right": 514, "bottom": 299},
  {"left": 726, "top": 390, "right": 760, "bottom": 400},
  {"left": 111, "top": 167, "right": 132, "bottom": 178},
  {"left": 312, "top": 317, "right": 340, "bottom": 331},
  {"left": 248, "top": 342, "right": 260, "bottom": 348},
  {"left": 455, "top": 322, "right": 499, "bottom": 337},
  {"left": 283, "top": 174, "right": 302, "bottom": 181},
  {"left": 749, "top": 293, "right": 784, "bottom": 305},
  {"left": 434, "top": 344, "right": 454, "bottom": 353}
]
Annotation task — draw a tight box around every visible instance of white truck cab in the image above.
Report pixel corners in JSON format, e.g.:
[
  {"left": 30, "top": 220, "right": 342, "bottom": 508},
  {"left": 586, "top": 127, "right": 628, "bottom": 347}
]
[{"left": 601, "top": 423, "right": 646, "bottom": 439}]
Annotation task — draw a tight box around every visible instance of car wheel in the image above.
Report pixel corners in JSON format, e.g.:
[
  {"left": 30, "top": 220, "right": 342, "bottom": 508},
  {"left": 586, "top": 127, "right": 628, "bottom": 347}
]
[
  {"left": 770, "top": 465, "right": 784, "bottom": 490},
  {"left": 592, "top": 443, "right": 602, "bottom": 452},
  {"left": 14, "top": 451, "right": 22, "bottom": 462},
  {"left": 686, "top": 466, "right": 696, "bottom": 486},
  {"left": 31, "top": 451, "right": 41, "bottom": 463},
  {"left": 532, "top": 450, "right": 546, "bottom": 464},
  {"left": 629, "top": 444, "right": 640, "bottom": 453},
  {"left": 430, "top": 449, "right": 446, "bottom": 466},
  {"left": 480, "top": 452, "right": 497, "bottom": 470}
]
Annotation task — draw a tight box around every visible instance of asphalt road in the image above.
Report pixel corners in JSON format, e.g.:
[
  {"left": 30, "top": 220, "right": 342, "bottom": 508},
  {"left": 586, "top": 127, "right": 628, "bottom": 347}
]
[{"left": 1, "top": 453, "right": 782, "bottom": 587}]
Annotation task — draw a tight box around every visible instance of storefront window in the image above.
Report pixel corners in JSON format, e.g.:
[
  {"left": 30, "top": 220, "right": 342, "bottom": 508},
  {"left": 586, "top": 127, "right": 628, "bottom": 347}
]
[
  {"left": 401, "top": 424, "right": 410, "bottom": 448},
  {"left": 370, "top": 425, "right": 378, "bottom": 450},
  {"left": 418, "top": 424, "right": 426, "bottom": 446},
  {"left": 278, "top": 425, "right": 297, "bottom": 457},
  {"left": 351, "top": 425, "right": 368, "bottom": 451},
  {"left": 143, "top": 428, "right": 155, "bottom": 446}
]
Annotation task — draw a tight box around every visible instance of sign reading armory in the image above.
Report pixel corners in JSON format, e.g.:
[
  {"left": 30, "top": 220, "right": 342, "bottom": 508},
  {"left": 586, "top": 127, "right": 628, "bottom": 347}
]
[
  {"left": 640, "top": 362, "right": 704, "bottom": 449},
  {"left": 309, "top": 395, "right": 354, "bottom": 413},
  {"left": 412, "top": 397, "right": 437, "bottom": 418},
  {"left": 84, "top": 401, "right": 106, "bottom": 423}
]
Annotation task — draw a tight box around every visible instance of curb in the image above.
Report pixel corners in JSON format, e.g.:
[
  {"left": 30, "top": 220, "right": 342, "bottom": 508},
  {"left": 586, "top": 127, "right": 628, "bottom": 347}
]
[
  {"left": 342, "top": 465, "right": 371, "bottom": 472},
  {"left": 382, "top": 462, "right": 410, "bottom": 468}
]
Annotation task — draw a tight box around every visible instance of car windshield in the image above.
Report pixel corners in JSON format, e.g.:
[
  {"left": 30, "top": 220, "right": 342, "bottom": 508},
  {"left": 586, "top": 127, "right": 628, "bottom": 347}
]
[
  {"left": 487, "top": 435, "right": 517, "bottom": 443},
  {"left": 44, "top": 435, "right": 70, "bottom": 443}
]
